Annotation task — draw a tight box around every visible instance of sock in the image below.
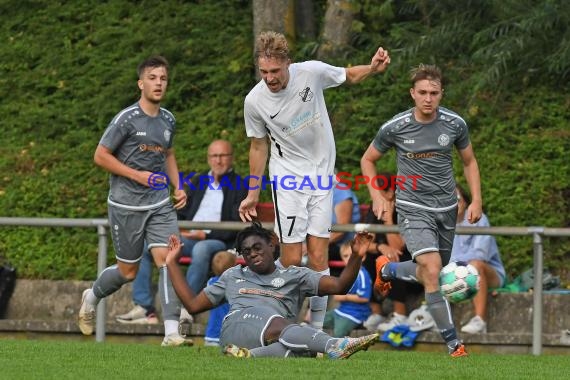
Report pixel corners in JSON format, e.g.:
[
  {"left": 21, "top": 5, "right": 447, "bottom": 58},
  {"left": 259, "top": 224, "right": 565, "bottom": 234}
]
[
  {"left": 250, "top": 342, "right": 295, "bottom": 358},
  {"left": 278, "top": 324, "right": 336, "bottom": 354},
  {"left": 158, "top": 265, "right": 181, "bottom": 335},
  {"left": 92, "top": 264, "right": 130, "bottom": 299},
  {"left": 425, "top": 290, "right": 460, "bottom": 351},
  {"left": 382, "top": 261, "right": 419, "bottom": 283},
  {"left": 164, "top": 320, "right": 179, "bottom": 337},
  {"left": 309, "top": 269, "right": 329, "bottom": 330}
]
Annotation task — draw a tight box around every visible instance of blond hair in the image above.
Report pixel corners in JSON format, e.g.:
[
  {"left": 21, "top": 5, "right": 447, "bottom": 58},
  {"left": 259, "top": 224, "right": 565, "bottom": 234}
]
[{"left": 254, "top": 31, "right": 290, "bottom": 64}]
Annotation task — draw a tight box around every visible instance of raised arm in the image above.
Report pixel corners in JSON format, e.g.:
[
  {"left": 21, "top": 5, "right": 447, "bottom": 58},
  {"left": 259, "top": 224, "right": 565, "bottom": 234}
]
[
  {"left": 345, "top": 47, "right": 391, "bottom": 84},
  {"left": 317, "top": 232, "right": 373, "bottom": 295},
  {"left": 165, "top": 235, "right": 214, "bottom": 314}
]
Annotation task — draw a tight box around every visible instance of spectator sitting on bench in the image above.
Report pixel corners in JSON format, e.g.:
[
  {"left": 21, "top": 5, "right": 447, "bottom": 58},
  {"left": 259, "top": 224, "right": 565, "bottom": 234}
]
[
  {"left": 451, "top": 184, "right": 506, "bottom": 334},
  {"left": 116, "top": 140, "right": 247, "bottom": 336},
  {"left": 328, "top": 184, "right": 361, "bottom": 275},
  {"left": 323, "top": 241, "right": 372, "bottom": 337}
]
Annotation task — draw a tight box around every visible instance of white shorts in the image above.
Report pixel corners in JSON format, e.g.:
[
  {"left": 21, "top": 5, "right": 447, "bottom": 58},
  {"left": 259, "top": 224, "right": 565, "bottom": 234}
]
[{"left": 271, "top": 187, "right": 333, "bottom": 243}]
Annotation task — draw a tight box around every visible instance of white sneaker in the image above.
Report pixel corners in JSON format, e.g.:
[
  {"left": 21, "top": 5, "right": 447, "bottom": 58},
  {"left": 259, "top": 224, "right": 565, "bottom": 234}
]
[
  {"left": 116, "top": 305, "right": 159, "bottom": 324},
  {"left": 178, "top": 307, "right": 194, "bottom": 338},
  {"left": 161, "top": 333, "right": 194, "bottom": 347},
  {"left": 376, "top": 312, "right": 407, "bottom": 332},
  {"left": 78, "top": 289, "right": 96, "bottom": 336},
  {"left": 461, "top": 315, "right": 487, "bottom": 334},
  {"left": 363, "top": 314, "right": 384, "bottom": 331}
]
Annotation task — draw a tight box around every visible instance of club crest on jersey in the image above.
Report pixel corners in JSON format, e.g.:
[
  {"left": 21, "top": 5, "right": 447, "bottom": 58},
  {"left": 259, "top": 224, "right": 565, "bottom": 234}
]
[
  {"left": 271, "top": 277, "right": 285, "bottom": 288},
  {"left": 438, "top": 134, "right": 450, "bottom": 146},
  {"left": 164, "top": 130, "right": 171, "bottom": 142},
  {"left": 299, "top": 87, "right": 313, "bottom": 102}
]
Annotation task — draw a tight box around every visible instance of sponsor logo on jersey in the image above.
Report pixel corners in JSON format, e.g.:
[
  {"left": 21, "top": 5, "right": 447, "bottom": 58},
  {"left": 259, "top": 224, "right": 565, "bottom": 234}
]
[
  {"left": 405, "top": 151, "right": 443, "bottom": 159},
  {"left": 404, "top": 139, "right": 415, "bottom": 144},
  {"left": 136, "top": 131, "right": 146, "bottom": 136},
  {"left": 139, "top": 144, "right": 165, "bottom": 153}
]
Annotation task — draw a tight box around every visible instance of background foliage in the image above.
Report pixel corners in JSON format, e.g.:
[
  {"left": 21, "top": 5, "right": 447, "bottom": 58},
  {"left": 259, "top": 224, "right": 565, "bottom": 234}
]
[{"left": 0, "top": 0, "right": 568, "bottom": 282}]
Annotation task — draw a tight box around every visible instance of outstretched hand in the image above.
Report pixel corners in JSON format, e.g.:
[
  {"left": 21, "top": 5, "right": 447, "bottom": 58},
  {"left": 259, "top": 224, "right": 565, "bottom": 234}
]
[
  {"left": 350, "top": 231, "right": 374, "bottom": 258},
  {"left": 166, "top": 234, "right": 184, "bottom": 265}
]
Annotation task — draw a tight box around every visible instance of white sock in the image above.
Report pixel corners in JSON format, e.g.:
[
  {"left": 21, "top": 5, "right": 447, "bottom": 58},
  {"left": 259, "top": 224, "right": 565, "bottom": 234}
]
[
  {"left": 309, "top": 269, "right": 330, "bottom": 330},
  {"left": 164, "top": 320, "right": 179, "bottom": 337},
  {"left": 85, "top": 289, "right": 100, "bottom": 308}
]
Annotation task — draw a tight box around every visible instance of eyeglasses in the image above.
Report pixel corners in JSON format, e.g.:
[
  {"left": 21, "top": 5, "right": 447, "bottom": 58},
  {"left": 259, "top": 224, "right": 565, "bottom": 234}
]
[{"left": 208, "top": 153, "right": 232, "bottom": 159}]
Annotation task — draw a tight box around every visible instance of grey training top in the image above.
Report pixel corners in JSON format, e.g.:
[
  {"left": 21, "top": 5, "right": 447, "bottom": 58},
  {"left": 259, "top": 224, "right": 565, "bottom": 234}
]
[
  {"left": 203, "top": 264, "right": 323, "bottom": 321},
  {"left": 99, "top": 102, "right": 175, "bottom": 210},
  {"left": 373, "top": 106, "right": 470, "bottom": 210}
]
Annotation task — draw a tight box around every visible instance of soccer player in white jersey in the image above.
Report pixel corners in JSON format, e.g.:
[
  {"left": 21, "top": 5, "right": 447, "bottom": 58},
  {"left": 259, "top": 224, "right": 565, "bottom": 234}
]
[
  {"left": 238, "top": 31, "right": 391, "bottom": 330},
  {"left": 360, "top": 64, "right": 483, "bottom": 357},
  {"left": 78, "top": 56, "right": 191, "bottom": 346},
  {"left": 165, "top": 222, "right": 379, "bottom": 359}
]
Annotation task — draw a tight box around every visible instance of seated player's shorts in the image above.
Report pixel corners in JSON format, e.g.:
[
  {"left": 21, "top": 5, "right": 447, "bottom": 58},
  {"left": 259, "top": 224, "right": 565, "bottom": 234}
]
[
  {"left": 271, "top": 187, "right": 333, "bottom": 244},
  {"left": 219, "top": 306, "right": 282, "bottom": 349},
  {"left": 107, "top": 200, "right": 179, "bottom": 264},
  {"left": 396, "top": 202, "right": 457, "bottom": 266}
]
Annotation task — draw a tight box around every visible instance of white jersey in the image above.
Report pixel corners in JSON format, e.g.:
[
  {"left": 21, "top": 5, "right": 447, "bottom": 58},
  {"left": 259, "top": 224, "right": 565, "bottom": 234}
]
[{"left": 244, "top": 61, "right": 346, "bottom": 195}]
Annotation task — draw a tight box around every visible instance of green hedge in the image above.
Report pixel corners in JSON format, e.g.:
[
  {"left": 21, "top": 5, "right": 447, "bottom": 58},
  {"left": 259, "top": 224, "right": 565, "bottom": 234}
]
[{"left": 0, "top": 0, "right": 567, "bottom": 283}]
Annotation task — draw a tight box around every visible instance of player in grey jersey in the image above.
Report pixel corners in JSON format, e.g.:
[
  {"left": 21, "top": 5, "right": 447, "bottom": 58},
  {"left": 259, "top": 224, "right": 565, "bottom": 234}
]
[
  {"left": 165, "top": 223, "right": 379, "bottom": 358},
  {"left": 360, "top": 64, "right": 482, "bottom": 357},
  {"left": 78, "top": 56, "right": 190, "bottom": 346}
]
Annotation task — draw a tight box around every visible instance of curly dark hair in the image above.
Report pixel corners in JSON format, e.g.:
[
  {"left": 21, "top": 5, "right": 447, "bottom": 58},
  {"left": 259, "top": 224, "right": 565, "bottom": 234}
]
[{"left": 235, "top": 222, "right": 275, "bottom": 255}]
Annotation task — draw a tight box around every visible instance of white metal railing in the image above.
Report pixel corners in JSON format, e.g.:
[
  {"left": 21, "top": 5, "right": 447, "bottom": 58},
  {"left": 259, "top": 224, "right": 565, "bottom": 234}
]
[{"left": 1, "top": 217, "right": 569, "bottom": 355}]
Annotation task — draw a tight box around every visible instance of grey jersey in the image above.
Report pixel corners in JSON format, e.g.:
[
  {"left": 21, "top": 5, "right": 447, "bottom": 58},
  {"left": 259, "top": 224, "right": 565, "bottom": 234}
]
[
  {"left": 203, "top": 264, "right": 323, "bottom": 321},
  {"left": 99, "top": 102, "right": 175, "bottom": 209},
  {"left": 373, "top": 107, "right": 470, "bottom": 210}
]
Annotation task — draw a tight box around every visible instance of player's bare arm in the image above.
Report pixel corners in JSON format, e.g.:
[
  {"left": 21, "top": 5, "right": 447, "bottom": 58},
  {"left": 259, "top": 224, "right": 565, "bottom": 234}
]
[
  {"left": 317, "top": 232, "right": 373, "bottom": 296},
  {"left": 345, "top": 47, "right": 391, "bottom": 84},
  {"left": 360, "top": 144, "right": 390, "bottom": 219},
  {"left": 239, "top": 137, "right": 269, "bottom": 222},
  {"left": 165, "top": 234, "right": 214, "bottom": 314},
  {"left": 165, "top": 148, "right": 187, "bottom": 209},
  {"left": 94, "top": 144, "right": 154, "bottom": 187},
  {"left": 458, "top": 144, "right": 483, "bottom": 224}
]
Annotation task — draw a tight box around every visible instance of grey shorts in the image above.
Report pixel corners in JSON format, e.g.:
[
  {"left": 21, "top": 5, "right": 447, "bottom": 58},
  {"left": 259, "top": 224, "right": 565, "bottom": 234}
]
[
  {"left": 219, "top": 306, "right": 282, "bottom": 349},
  {"left": 396, "top": 203, "right": 457, "bottom": 265},
  {"left": 107, "top": 202, "right": 179, "bottom": 263}
]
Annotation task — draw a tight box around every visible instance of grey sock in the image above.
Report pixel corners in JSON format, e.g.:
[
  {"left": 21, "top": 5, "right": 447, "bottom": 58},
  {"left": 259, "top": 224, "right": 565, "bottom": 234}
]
[
  {"left": 382, "top": 261, "right": 419, "bottom": 283},
  {"left": 92, "top": 265, "right": 130, "bottom": 299},
  {"left": 249, "top": 342, "right": 309, "bottom": 358},
  {"left": 278, "top": 324, "right": 336, "bottom": 353},
  {"left": 425, "top": 290, "right": 459, "bottom": 349},
  {"left": 158, "top": 265, "right": 181, "bottom": 321}
]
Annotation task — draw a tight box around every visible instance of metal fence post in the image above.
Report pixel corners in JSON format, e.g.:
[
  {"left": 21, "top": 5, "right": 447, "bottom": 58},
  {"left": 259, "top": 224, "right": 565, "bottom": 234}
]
[
  {"left": 95, "top": 224, "right": 108, "bottom": 343},
  {"left": 531, "top": 229, "right": 544, "bottom": 356}
]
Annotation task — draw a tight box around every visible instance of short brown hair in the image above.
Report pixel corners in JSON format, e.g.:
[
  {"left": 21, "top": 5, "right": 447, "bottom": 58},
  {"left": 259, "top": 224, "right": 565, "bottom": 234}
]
[
  {"left": 410, "top": 64, "right": 443, "bottom": 87},
  {"left": 137, "top": 55, "right": 169, "bottom": 78},
  {"left": 254, "top": 31, "right": 290, "bottom": 64}
]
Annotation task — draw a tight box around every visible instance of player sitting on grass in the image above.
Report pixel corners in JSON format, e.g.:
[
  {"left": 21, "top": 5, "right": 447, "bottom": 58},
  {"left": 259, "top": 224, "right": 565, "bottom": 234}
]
[{"left": 165, "top": 222, "right": 379, "bottom": 359}]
